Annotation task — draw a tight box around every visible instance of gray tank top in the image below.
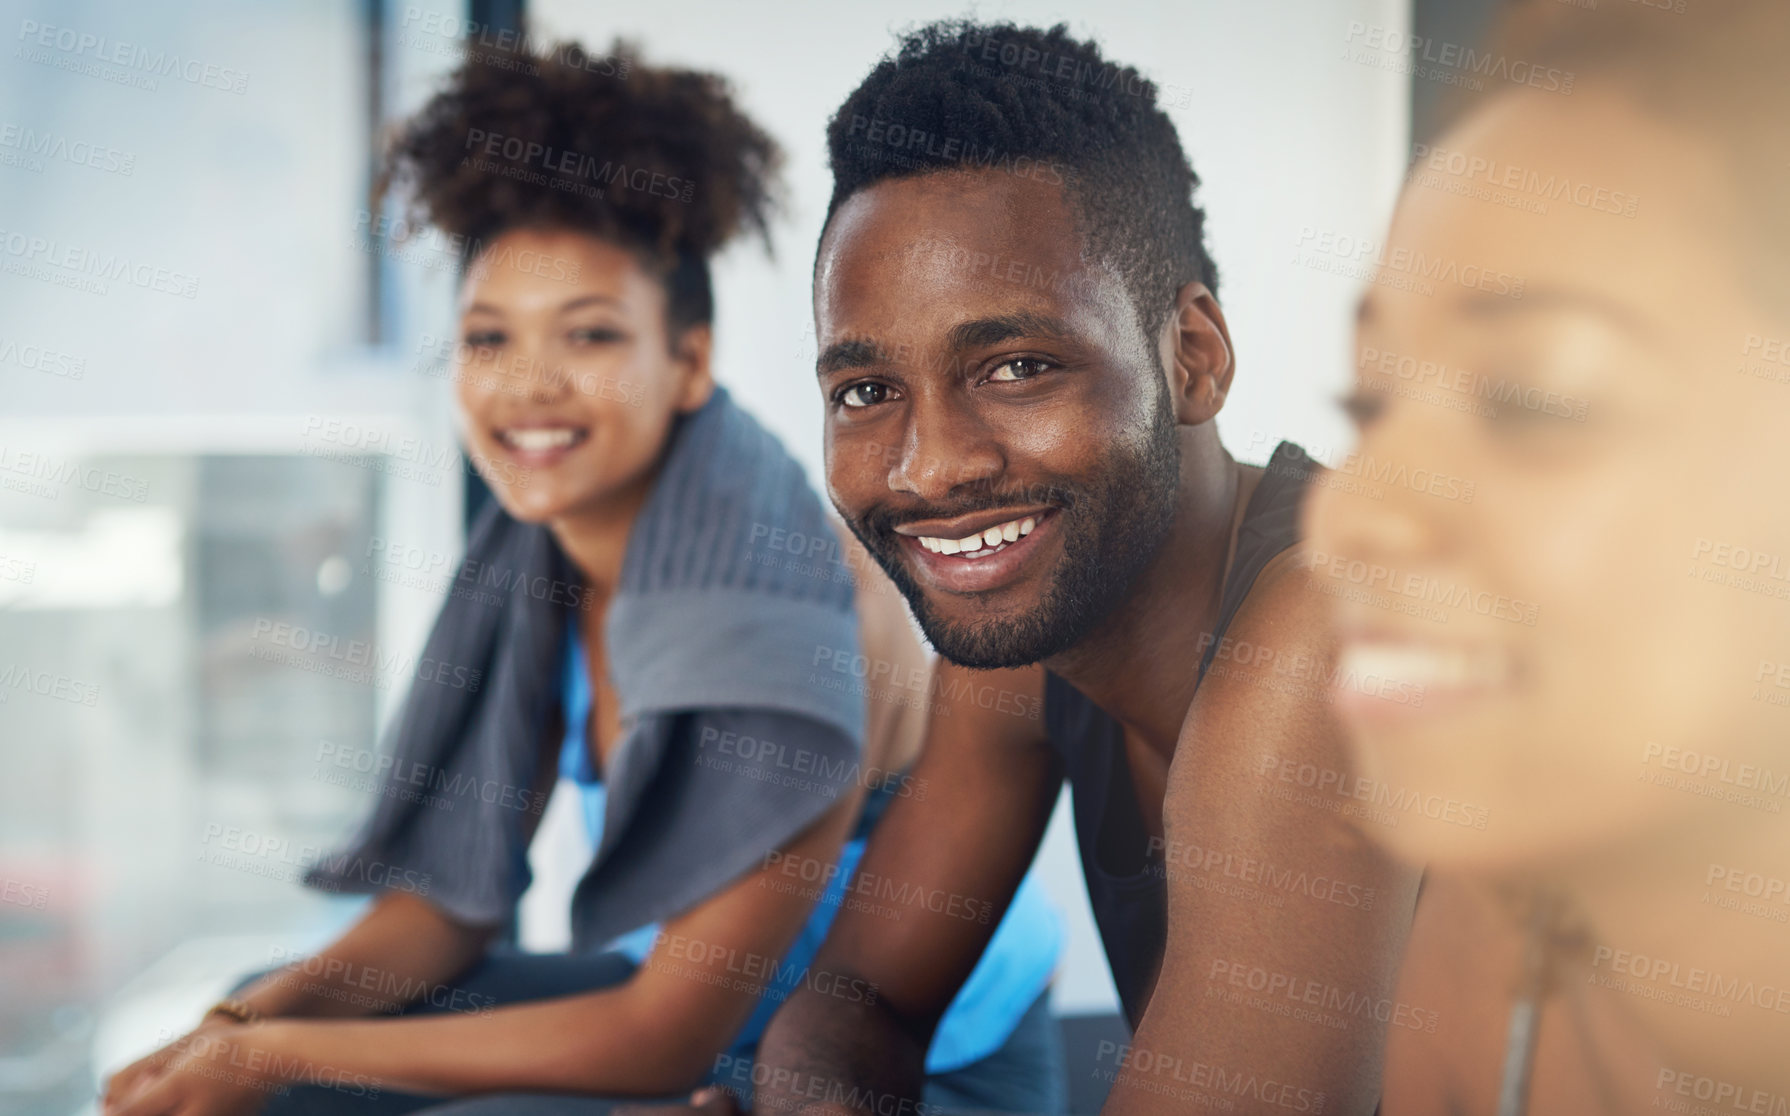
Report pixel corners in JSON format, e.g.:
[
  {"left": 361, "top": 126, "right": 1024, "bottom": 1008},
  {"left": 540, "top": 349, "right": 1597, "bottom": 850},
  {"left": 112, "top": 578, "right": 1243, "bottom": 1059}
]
[{"left": 1043, "top": 441, "right": 1317, "bottom": 1029}]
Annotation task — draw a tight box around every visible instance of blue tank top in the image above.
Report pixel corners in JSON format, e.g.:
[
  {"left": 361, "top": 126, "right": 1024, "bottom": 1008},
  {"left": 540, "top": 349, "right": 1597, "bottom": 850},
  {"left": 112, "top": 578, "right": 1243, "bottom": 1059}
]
[{"left": 559, "top": 625, "right": 1063, "bottom": 1072}]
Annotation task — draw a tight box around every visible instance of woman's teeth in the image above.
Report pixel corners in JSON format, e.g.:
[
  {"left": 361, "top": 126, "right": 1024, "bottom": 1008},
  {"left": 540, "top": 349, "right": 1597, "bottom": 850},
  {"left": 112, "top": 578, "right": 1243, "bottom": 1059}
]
[
  {"left": 918, "top": 516, "right": 1037, "bottom": 558},
  {"left": 498, "top": 427, "right": 582, "bottom": 452},
  {"left": 1336, "top": 642, "right": 1509, "bottom": 690}
]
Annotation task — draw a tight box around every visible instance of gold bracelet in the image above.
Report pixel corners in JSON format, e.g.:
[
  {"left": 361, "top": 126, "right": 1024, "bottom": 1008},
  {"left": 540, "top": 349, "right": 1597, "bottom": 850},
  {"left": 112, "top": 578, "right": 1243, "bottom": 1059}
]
[{"left": 204, "top": 998, "right": 262, "bottom": 1025}]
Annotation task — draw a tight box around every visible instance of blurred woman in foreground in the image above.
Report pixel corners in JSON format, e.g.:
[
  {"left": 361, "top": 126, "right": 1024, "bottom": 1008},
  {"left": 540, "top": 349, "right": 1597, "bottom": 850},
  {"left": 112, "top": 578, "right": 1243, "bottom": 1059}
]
[{"left": 1305, "top": 2, "right": 1790, "bottom": 1111}]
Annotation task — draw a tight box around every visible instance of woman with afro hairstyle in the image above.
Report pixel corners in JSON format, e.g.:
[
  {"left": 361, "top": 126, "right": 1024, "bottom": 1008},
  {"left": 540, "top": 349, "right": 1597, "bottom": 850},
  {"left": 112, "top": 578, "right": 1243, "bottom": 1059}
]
[{"left": 102, "top": 37, "right": 1065, "bottom": 1116}]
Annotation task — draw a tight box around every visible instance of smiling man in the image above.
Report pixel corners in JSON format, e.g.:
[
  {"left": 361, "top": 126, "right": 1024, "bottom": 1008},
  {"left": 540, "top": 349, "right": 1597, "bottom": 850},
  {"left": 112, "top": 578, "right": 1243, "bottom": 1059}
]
[{"left": 733, "top": 21, "right": 1421, "bottom": 1116}]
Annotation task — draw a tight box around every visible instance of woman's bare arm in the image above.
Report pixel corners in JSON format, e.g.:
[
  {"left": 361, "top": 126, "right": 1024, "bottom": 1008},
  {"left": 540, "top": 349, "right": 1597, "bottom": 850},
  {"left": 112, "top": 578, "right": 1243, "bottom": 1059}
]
[
  {"left": 133, "top": 790, "right": 865, "bottom": 1104},
  {"left": 232, "top": 892, "right": 498, "bottom": 1019}
]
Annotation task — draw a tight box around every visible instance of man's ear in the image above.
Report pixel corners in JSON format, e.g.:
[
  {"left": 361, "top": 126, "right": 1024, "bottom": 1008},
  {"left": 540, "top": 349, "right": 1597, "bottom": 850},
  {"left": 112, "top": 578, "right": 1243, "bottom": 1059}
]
[
  {"left": 671, "top": 322, "right": 716, "bottom": 414},
  {"left": 1158, "top": 281, "right": 1236, "bottom": 425}
]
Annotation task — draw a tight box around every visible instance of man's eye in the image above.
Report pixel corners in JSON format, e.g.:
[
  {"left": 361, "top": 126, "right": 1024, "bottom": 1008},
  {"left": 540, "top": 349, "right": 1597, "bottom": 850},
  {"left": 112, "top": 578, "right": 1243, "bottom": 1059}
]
[
  {"left": 463, "top": 330, "right": 505, "bottom": 348},
  {"left": 838, "top": 382, "right": 893, "bottom": 409},
  {"left": 1337, "top": 388, "right": 1387, "bottom": 429},
  {"left": 570, "top": 327, "right": 624, "bottom": 345},
  {"left": 987, "top": 358, "right": 1052, "bottom": 383}
]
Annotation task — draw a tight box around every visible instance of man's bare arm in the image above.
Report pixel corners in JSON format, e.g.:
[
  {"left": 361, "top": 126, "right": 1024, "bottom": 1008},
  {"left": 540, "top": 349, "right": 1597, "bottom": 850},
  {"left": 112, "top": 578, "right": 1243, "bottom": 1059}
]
[
  {"left": 1107, "top": 555, "right": 1422, "bottom": 1116},
  {"left": 752, "top": 658, "right": 1062, "bottom": 1116}
]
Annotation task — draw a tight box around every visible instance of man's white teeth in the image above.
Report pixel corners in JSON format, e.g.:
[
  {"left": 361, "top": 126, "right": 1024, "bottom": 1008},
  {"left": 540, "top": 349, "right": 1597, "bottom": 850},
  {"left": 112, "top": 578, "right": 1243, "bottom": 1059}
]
[
  {"left": 1336, "top": 643, "right": 1508, "bottom": 690},
  {"left": 503, "top": 428, "right": 579, "bottom": 451},
  {"left": 918, "top": 515, "right": 1038, "bottom": 556}
]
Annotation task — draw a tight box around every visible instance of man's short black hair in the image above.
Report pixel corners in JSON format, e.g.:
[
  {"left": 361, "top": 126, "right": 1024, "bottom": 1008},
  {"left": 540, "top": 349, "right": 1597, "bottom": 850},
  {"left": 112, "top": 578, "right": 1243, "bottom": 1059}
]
[{"left": 823, "top": 20, "right": 1219, "bottom": 342}]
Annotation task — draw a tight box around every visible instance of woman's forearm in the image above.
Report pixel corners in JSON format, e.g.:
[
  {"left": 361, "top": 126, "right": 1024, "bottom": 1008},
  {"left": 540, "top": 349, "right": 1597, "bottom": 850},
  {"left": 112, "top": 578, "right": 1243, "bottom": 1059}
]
[
  {"left": 238, "top": 894, "right": 494, "bottom": 1020},
  {"left": 247, "top": 982, "right": 704, "bottom": 1099}
]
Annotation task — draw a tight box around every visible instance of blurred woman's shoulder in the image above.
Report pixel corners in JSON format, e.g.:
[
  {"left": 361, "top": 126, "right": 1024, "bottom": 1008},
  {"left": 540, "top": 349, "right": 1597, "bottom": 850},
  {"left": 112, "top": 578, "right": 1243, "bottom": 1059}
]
[
  {"left": 1382, "top": 875, "right": 1525, "bottom": 1116},
  {"left": 1385, "top": 874, "right": 1639, "bottom": 1116}
]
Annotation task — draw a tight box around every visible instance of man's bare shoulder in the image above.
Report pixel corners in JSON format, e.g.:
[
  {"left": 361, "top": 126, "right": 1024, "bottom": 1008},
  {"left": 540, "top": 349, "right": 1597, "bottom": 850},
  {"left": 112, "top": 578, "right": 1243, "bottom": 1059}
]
[{"left": 1187, "top": 543, "right": 1337, "bottom": 731}]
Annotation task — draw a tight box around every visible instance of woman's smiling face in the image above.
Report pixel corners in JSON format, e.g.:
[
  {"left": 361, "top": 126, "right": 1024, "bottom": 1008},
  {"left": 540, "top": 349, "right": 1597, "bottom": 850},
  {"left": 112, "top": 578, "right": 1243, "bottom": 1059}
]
[
  {"left": 451, "top": 227, "right": 712, "bottom": 524},
  {"left": 1303, "top": 88, "right": 1790, "bottom": 875}
]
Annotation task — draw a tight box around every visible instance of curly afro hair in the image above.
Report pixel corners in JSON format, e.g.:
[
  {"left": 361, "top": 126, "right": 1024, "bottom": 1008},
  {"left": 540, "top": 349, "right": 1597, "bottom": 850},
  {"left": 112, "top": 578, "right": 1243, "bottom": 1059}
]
[
  {"left": 823, "top": 21, "right": 1217, "bottom": 343},
  {"left": 380, "top": 37, "right": 782, "bottom": 335}
]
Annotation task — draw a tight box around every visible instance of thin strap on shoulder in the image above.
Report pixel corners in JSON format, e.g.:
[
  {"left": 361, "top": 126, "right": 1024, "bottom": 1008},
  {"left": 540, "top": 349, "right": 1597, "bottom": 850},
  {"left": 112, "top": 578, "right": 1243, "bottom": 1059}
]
[{"left": 1196, "top": 442, "right": 1319, "bottom": 684}]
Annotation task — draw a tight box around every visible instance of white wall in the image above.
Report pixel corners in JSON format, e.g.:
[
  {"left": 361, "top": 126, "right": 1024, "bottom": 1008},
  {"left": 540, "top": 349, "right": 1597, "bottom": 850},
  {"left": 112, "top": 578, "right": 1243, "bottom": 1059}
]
[{"left": 533, "top": 0, "right": 1413, "bottom": 1015}]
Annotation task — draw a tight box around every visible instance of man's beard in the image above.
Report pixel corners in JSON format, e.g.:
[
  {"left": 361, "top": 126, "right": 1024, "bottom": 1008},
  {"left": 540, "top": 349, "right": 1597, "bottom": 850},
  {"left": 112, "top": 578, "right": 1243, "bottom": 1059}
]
[{"left": 845, "top": 393, "right": 1181, "bottom": 670}]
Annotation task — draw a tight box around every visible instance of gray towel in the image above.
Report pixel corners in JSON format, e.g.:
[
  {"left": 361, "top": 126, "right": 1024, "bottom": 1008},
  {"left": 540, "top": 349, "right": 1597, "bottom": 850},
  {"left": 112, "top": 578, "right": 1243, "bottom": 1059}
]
[{"left": 305, "top": 387, "right": 865, "bottom": 951}]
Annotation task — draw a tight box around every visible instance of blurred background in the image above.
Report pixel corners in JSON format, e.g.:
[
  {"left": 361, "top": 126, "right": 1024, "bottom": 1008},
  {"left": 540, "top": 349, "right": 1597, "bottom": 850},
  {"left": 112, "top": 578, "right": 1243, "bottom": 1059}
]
[{"left": 0, "top": 0, "right": 1496, "bottom": 1111}]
